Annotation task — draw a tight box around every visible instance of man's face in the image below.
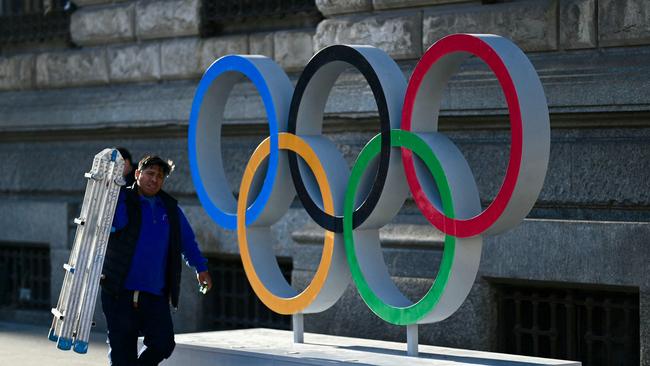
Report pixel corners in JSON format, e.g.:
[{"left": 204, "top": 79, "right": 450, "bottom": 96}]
[
  {"left": 123, "top": 159, "right": 133, "bottom": 176},
  {"left": 135, "top": 165, "right": 165, "bottom": 196}
]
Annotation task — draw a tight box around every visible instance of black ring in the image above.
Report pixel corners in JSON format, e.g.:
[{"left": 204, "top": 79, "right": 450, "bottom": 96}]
[{"left": 287, "top": 45, "right": 392, "bottom": 233}]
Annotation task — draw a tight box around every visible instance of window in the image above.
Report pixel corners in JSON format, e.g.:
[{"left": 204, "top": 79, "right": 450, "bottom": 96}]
[
  {"left": 0, "top": 0, "right": 71, "bottom": 46},
  {"left": 200, "top": 0, "right": 322, "bottom": 37},
  {"left": 203, "top": 255, "right": 292, "bottom": 330},
  {"left": 0, "top": 242, "right": 51, "bottom": 310},
  {"left": 492, "top": 279, "right": 639, "bottom": 366}
]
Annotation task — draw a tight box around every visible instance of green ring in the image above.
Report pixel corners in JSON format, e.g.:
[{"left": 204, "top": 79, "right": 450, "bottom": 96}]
[{"left": 343, "top": 129, "right": 456, "bottom": 325}]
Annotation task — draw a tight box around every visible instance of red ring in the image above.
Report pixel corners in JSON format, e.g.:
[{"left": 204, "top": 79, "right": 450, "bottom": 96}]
[{"left": 401, "top": 34, "right": 523, "bottom": 238}]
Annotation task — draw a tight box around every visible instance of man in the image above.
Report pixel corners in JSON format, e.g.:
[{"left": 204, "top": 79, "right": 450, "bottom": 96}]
[{"left": 101, "top": 155, "right": 213, "bottom": 366}]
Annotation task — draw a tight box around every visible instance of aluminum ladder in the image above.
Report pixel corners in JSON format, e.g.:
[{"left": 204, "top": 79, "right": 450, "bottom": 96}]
[{"left": 48, "top": 148, "right": 125, "bottom": 354}]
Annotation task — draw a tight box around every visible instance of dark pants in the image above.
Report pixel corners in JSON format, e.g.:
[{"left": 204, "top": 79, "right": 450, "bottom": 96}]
[{"left": 101, "top": 289, "right": 176, "bottom": 366}]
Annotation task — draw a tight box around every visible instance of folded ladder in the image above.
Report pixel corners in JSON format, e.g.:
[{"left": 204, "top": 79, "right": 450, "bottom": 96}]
[{"left": 48, "top": 148, "right": 125, "bottom": 354}]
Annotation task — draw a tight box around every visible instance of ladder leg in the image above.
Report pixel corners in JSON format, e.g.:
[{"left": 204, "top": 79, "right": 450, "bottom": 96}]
[
  {"left": 51, "top": 148, "right": 125, "bottom": 353},
  {"left": 58, "top": 177, "right": 103, "bottom": 350},
  {"left": 74, "top": 159, "right": 123, "bottom": 353},
  {"left": 51, "top": 160, "right": 101, "bottom": 346}
]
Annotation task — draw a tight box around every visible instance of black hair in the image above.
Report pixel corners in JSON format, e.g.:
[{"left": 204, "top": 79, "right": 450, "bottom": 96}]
[
  {"left": 138, "top": 155, "right": 175, "bottom": 177},
  {"left": 116, "top": 147, "right": 133, "bottom": 164}
]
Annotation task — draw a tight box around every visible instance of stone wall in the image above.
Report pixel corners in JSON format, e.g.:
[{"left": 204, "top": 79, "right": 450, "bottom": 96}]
[
  {"left": 1, "top": 0, "right": 649, "bottom": 363},
  {"left": 2, "top": 0, "right": 650, "bottom": 91},
  {"left": 0, "top": 0, "right": 316, "bottom": 91}
]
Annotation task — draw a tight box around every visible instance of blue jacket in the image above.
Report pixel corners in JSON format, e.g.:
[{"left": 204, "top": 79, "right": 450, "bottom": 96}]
[{"left": 102, "top": 186, "right": 207, "bottom": 307}]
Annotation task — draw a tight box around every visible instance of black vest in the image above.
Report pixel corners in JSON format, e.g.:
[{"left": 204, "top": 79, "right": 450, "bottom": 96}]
[{"left": 101, "top": 186, "right": 183, "bottom": 307}]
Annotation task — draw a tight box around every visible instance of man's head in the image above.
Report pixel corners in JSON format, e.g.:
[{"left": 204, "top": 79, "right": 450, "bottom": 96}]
[
  {"left": 134, "top": 155, "right": 175, "bottom": 196},
  {"left": 117, "top": 147, "right": 134, "bottom": 177}
]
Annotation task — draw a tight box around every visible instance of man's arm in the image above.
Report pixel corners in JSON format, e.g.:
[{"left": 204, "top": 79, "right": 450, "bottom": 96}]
[{"left": 178, "top": 207, "right": 213, "bottom": 292}]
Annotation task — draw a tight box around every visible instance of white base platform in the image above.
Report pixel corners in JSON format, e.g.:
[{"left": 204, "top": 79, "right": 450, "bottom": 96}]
[{"left": 159, "top": 328, "right": 580, "bottom": 366}]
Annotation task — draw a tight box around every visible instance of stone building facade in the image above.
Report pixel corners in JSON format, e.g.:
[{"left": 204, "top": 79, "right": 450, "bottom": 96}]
[{"left": 0, "top": 0, "right": 649, "bottom": 364}]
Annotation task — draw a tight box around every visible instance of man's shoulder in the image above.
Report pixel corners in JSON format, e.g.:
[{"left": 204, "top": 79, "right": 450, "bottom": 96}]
[
  {"left": 157, "top": 189, "right": 179, "bottom": 207},
  {"left": 121, "top": 185, "right": 139, "bottom": 201}
]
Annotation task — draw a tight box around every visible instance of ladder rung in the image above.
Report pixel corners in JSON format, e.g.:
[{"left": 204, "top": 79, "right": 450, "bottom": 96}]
[
  {"left": 51, "top": 308, "right": 64, "bottom": 320},
  {"left": 73, "top": 217, "right": 85, "bottom": 226},
  {"left": 63, "top": 263, "right": 75, "bottom": 273},
  {"left": 84, "top": 172, "right": 104, "bottom": 181}
]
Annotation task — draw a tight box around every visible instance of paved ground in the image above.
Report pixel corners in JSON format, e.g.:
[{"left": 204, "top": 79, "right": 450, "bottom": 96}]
[{"left": 0, "top": 321, "right": 108, "bottom": 365}]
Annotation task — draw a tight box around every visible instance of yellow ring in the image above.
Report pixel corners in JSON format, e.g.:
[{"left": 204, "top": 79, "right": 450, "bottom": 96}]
[{"left": 237, "top": 132, "right": 335, "bottom": 314}]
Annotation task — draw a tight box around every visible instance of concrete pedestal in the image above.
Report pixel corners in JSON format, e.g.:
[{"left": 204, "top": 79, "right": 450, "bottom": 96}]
[{"left": 159, "top": 328, "right": 580, "bottom": 366}]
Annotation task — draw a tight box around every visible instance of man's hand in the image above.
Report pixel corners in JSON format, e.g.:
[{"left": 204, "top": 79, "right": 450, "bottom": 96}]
[{"left": 197, "top": 271, "right": 213, "bottom": 294}]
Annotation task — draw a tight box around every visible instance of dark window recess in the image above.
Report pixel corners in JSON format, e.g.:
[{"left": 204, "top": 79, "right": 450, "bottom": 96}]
[
  {"left": 200, "top": 0, "right": 322, "bottom": 37},
  {"left": 67, "top": 201, "right": 81, "bottom": 250},
  {"left": 493, "top": 279, "right": 639, "bottom": 366},
  {"left": 0, "top": 0, "right": 72, "bottom": 45},
  {"left": 0, "top": 242, "right": 51, "bottom": 310},
  {"left": 203, "top": 255, "right": 291, "bottom": 331}
]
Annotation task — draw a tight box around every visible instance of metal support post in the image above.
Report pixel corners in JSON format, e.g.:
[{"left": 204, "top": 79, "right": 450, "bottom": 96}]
[
  {"left": 293, "top": 313, "right": 304, "bottom": 344},
  {"left": 407, "top": 324, "right": 418, "bottom": 357}
]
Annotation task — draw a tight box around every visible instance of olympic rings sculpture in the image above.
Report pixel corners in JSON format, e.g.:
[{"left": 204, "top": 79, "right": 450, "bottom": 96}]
[{"left": 188, "top": 33, "right": 550, "bottom": 325}]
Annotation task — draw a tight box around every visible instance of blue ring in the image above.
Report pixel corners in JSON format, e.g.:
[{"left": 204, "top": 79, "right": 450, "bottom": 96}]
[
  {"left": 48, "top": 327, "right": 58, "bottom": 342},
  {"left": 189, "top": 55, "right": 282, "bottom": 229},
  {"left": 73, "top": 340, "right": 89, "bottom": 354},
  {"left": 57, "top": 337, "right": 73, "bottom": 350}
]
